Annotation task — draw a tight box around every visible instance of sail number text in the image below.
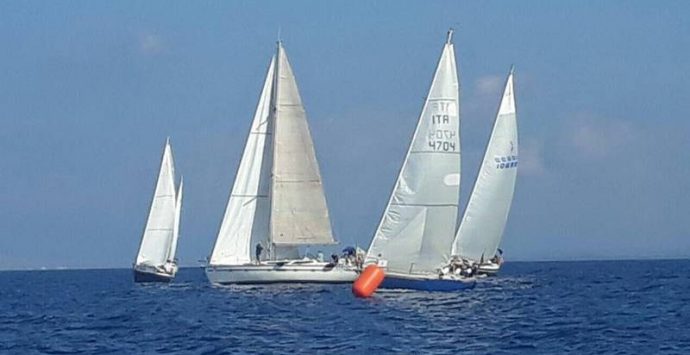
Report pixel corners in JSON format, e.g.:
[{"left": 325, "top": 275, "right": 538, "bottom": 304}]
[
  {"left": 426, "top": 101, "right": 457, "bottom": 152},
  {"left": 428, "top": 130, "right": 457, "bottom": 151},
  {"left": 428, "top": 113, "right": 457, "bottom": 152},
  {"left": 431, "top": 114, "right": 451, "bottom": 124}
]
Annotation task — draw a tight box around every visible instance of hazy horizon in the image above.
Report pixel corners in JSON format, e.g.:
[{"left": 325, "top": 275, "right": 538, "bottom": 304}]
[{"left": 1, "top": 1, "right": 689, "bottom": 269}]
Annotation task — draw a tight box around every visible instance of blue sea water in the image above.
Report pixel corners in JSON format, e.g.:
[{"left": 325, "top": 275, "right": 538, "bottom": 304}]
[{"left": 1, "top": 260, "right": 689, "bottom": 354}]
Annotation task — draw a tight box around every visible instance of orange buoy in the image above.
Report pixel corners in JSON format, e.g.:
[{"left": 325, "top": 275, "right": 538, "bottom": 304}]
[{"left": 352, "top": 265, "right": 385, "bottom": 298}]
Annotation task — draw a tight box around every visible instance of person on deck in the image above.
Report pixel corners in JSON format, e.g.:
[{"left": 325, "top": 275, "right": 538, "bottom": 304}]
[
  {"left": 470, "top": 262, "right": 478, "bottom": 276},
  {"left": 255, "top": 243, "right": 263, "bottom": 264},
  {"left": 449, "top": 256, "right": 463, "bottom": 275},
  {"left": 491, "top": 248, "right": 504, "bottom": 265},
  {"left": 355, "top": 253, "right": 364, "bottom": 269}
]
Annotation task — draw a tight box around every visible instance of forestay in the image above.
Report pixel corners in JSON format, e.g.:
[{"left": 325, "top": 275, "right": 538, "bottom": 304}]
[
  {"left": 452, "top": 69, "right": 518, "bottom": 261},
  {"left": 209, "top": 58, "right": 275, "bottom": 265},
  {"left": 366, "top": 34, "right": 461, "bottom": 275},
  {"left": 270, "top": 43, "right": 335, "bottom": 246},
  {"left": 136, "top": 140, "right": 178, "bottom": 267}
]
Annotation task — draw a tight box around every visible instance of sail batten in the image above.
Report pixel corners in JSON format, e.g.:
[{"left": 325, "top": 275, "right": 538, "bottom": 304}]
[
  {"left": 452, "top": 69, "right": 518, "bottom": 261},
  {"left": 366, "top": 37, "right": 461, "bottom": 275},
  {"left": 409, "top": 151, "right": 461, "bottom": 155},
  {"left": 390, "top": 203, "right": 459, "bottom": 207}
]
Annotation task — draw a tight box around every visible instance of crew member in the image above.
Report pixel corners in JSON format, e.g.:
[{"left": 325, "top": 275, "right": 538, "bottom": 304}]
[{"left": 255, "top": 243, "right": 264, "bottom": 264}]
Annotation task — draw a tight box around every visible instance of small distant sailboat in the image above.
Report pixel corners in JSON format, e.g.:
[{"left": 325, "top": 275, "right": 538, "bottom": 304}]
[
  {"left": 364, "top": 30, "right": 475, "bottom": 291},
  {"left": 205, "top": 41, "right": 358, "bottom": 285},
  {"left": 451, "top": 68, "right": 518, "bottom": 276},
  {"left": 133, "top": 139, "right": 183, "bottom": 283}
]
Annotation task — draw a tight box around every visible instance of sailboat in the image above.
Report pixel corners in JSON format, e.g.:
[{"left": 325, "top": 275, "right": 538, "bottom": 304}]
[
  {"left": 364, "top": 30, "right": 475, "bottom": 291},
  {"left": 451, "top": 67, "right": 518, "bottom": 276},
  {"left": 205, "top": 41, "right": 358, "bottom": 285},
  {"left": 134, "top": 138, "right": 183, "bottom": 283}
]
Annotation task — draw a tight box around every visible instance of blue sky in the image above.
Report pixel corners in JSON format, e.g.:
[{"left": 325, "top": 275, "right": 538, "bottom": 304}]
[{"left": 1, "top": 1, "right": 689, "bottom": 269}]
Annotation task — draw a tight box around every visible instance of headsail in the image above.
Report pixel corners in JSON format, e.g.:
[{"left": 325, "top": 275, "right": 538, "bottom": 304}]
[
  {"left": 209, "top": 57, "right": 276, "bottom": 265},
  {"left": 452, "top": 68, "right": 518, "bottom": 261},
  {"left": 269, "top": 42, "right": 335, "bottom": 246},
  {"left": 366, "top": 32, "right": 461, "bottom": 275},
  {"left": 168, "top": 177, "right": 183, "bottom": 263},
  {"left": 136, "top": 139, "right": 177, "bottom": 267}
]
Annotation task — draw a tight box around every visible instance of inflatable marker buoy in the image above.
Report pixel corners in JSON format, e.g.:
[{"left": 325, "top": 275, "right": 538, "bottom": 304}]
[{"left": 352, "top": 265, "right": 385, "bottom": 298}]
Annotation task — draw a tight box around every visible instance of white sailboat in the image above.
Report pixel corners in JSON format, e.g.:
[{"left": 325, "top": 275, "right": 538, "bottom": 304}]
[
  {"left": 205, "top": 41, "right": 358, "bottom": 285},
  {"left": 451, "top": 67, "right": 518, "bottom": 276},
  {"left": 134, "top": 138, "right": 183, "bottom": 283},
  {"left": 364, "top": 30, "right": 475, "bottom": 291}
]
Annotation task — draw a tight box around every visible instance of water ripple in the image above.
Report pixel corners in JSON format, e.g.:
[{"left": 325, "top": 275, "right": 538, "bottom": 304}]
[{"left": 1, "top": 261, "right": 690, "bottom": 353}]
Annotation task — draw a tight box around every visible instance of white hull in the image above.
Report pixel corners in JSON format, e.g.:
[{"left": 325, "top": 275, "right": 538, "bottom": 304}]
[
  {"left": 478, "top": 262, "right": 500, "bottom": 275},
  {"left": 205, "top": 261, "right": 358, "bottom": 285}
]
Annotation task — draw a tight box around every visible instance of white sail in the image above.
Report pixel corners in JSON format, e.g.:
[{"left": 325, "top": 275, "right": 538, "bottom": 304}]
[
  {"left": 168, "top": 177, "right": 183, "bottom": 263},
  {"left": 452, "top": 68, "right": 518, "bottom": 261},
  {"left": 366, "top": 32, "right": 461, "bottom": 275},
  {"left": 136, "top": 139, "right": 177, "bottom": 267},
  {"left": 209, "top": 57, "right": 275, "bottom": 265},
  {"left": 269, "top": 42, "right": 335, "bottom": 246}
]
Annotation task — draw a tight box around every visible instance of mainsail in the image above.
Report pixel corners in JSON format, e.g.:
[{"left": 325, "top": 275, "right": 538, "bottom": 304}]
[
  {"left": 209, "top": 57, "right": 275, "bottom": 265},
  {"left": 270, "top": 42, "right": 335, "bottom": 246},
  {"left": 366, "top": 32, "right": 461, "bottom": 275},
  {"left": 452, "top": 68, "right": 518, "bottom": 261},
  {"left": 136, "top": 139, "right": 178, "bottom": 267}
]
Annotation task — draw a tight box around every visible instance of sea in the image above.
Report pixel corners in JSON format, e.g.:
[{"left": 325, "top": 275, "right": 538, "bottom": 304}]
[{"left": 1, "top": 260, "right": 689, "bottom": 354}]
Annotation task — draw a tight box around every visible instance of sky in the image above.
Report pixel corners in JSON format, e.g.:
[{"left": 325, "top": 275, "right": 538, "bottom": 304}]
[{"left": 1, "top": 1, "right": 689, "bottom": 269}]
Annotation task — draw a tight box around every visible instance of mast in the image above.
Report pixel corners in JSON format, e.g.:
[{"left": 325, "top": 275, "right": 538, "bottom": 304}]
[{"left": 267, "top": 41, "right": 281, "bottom": 259}]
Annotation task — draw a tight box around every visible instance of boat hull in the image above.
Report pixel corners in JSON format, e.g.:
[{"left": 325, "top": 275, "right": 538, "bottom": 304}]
[
  {"left": 205, "top": 262, "right": 358, "bottom": 285},
  {"left": 133, "top": 268, "right": 173, "bottom": 283},
  {"left": 478, "top": 262, "right": 500, "bottom": 276},
  {"left": 379, "top": 274, "right": 476, "bottom": 292}
]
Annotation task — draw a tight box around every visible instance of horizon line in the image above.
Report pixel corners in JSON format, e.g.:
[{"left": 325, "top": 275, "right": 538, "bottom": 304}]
[{"left": 1, "top": 256, "right": 689, "bottom": 272}]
